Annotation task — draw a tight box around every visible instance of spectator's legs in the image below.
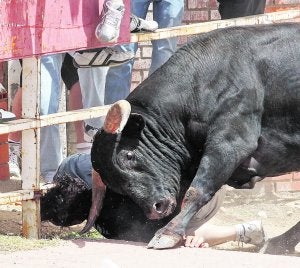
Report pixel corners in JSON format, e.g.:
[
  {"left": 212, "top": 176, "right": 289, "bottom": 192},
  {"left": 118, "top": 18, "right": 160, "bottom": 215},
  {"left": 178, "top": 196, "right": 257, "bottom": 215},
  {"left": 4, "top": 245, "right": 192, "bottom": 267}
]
[
  {"left": 40, "top": 54, "right": 63, "bottom": 182},
  {"left": 217, "top": 0, "right": 266, "bottom": 19},
  {"left": 105, "top": 45, "right": 133, "bottom": 105},
  {"left": 150, "top": 0, "right": 184, "bottom": 74},
  {"left": 78, "top": 66, "right": 109, "bottom": 130}
]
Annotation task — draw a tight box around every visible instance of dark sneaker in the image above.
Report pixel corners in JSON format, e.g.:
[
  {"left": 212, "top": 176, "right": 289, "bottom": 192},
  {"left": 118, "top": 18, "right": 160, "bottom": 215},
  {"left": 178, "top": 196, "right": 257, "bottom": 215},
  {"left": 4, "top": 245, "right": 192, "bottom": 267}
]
[
  {"left": 73, "top": 47, "right": 134, "bottom": 68},
  {"left": 130, "top": 14, "right": 158, "bottom": 32},
  {"left": 84, "top": 124, "right": 99, "bottom": 143}
]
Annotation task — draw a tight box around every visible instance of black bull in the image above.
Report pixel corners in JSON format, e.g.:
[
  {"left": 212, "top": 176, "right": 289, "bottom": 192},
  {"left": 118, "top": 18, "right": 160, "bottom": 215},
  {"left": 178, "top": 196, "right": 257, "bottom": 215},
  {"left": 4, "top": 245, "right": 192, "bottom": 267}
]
[
  {"left": 82, "top": 23, "right": 300, "bottom": 250},
  {"left": 41, "top": 23, "right": 300, "bottom": 253}
]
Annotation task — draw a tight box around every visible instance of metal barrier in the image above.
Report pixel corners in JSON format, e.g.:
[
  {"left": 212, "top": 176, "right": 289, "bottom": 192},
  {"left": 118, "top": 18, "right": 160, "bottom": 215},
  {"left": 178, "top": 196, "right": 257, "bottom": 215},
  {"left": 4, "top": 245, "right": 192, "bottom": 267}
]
[{"left": 0, "top": 10, "right": 300, "bottom": 238}]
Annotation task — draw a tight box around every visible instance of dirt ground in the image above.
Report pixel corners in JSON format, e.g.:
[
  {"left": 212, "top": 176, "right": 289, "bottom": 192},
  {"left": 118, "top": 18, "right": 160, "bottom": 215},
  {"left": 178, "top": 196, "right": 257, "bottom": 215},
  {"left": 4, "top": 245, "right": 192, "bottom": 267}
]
[{"left": 0, "top": 181, "right": 299, "bottom": 255}]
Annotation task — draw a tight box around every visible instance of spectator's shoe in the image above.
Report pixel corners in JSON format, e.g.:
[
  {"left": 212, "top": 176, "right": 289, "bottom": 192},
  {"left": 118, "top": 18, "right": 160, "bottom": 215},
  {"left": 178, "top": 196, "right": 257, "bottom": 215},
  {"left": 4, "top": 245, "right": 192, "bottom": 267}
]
[
  {"left": 9, "top": 141, "right": 21, "bottom": 178},
  {"left": 84, "top": 124, "right": 99, "bottom": 143},
  {"left": 95, "top": 0, "right": 125, "bottom": 42},
  {"left": 76, "top": 142, "right": 92, "bottom": 154},
  {"left": 0, "top": 109, "right": 16, "bottom": 123},
  {"left": 236, "top": 220, "right": 266, "bottom": 246},
  {"left": 130, "top": 14, "right": 158, "bottom": 32},
  {"left": 73, "top": 47, "right": 134, "bottom": 68}
]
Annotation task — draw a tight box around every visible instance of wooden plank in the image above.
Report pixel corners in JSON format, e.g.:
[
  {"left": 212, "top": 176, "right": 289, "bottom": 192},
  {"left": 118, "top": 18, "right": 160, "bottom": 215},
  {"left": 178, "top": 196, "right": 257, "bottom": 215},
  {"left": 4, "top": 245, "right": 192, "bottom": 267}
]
[
  {"left": 130, "top": 10, "right": 300, "bottom": 43},
  {"left": 0, "top": 105, "right": 111, "bottom": 135},
  {"left": 0, "top": 0, "right": 130, "bottom": 61},
  {"left": 21, "top": 57, "right": 41, "bottom": 239},
  {"left": 0, "top": 190, "right": 34, "bottom": 205}
]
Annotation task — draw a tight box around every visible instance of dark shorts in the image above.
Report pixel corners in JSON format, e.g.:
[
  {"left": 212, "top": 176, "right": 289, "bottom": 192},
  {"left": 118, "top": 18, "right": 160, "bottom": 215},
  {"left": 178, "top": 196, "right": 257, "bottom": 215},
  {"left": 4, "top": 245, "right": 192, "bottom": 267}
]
[
  {"left": 61, "top": 54, "right": 79, "bottom": 91},
  {"left": 217, "top": 0, "right": 266, "bottom": 19}
]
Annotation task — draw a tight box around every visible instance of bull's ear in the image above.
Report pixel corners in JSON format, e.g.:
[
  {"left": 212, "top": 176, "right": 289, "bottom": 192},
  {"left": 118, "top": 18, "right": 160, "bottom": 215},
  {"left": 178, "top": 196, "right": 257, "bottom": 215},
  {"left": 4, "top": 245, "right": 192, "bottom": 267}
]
[
  {"left": 122, "top": 113, "right": 145, "bottom": 137},
  {"left": 103, "top": 100, "right": 131, "bottom": 134}
]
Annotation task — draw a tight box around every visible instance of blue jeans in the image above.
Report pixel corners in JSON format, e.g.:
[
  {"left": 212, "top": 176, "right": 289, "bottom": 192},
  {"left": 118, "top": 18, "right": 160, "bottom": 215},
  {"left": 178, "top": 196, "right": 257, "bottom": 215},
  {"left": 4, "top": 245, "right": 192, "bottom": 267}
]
[
  {"left": 80, "top": 45, "right": 132, "bottom": 129},
  {"left": 131, "top": 0, "right": 184, "bottom": 74},
  {"left": 80, "top": 0, "right": 184, "bottom": 130},
  {"left": 40, "top": 54, "right": 63, "bottom": 179}
]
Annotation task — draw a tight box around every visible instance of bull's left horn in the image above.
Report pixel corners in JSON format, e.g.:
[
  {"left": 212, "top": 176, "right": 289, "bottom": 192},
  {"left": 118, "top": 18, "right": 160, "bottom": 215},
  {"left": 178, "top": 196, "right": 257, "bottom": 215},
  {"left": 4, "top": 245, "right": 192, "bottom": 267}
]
[
  {"left": 103, "top": 100, "right": 131, "bottom": 134},
  {"left": 80, "top": 169, "right": 106, "bottom": 234}
]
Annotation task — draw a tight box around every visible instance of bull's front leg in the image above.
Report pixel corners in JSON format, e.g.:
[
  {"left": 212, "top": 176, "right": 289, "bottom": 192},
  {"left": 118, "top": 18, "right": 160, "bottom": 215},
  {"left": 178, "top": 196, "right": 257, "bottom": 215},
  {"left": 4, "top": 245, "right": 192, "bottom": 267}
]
[{"left": 148, "top": 112, "right": 262, "bottom": 249}]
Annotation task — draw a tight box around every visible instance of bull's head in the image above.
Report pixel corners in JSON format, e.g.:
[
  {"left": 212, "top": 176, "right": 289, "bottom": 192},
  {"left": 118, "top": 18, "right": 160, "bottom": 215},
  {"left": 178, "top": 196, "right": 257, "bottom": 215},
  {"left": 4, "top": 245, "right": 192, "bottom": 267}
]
[{"left": 90, "top": 100, "right": 187, "bottom": 225}]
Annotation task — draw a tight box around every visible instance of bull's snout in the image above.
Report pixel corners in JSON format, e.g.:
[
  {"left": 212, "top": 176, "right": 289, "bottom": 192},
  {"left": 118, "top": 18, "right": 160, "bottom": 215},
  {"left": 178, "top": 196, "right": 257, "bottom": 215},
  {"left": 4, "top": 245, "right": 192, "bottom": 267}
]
[{"left": 147, "top": 198, "right": 177, "bottom": 220}]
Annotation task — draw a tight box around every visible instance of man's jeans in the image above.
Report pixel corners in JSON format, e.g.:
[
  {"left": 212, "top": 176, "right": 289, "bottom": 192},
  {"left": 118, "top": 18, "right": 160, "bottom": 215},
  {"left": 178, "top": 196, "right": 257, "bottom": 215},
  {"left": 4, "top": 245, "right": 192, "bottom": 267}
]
[
  {"left": 82, "top": 0, "right": 184, "bottom": 130},
  {"left": 40, "top": 54, "right": 63, "bottom": 180}
]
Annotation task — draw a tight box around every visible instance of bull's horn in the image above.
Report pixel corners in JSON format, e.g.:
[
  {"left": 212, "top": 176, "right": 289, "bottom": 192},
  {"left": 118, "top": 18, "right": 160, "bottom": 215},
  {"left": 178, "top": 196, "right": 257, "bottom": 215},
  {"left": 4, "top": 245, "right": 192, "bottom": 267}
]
[
  {"left": 103, "top": 100, "right": 131, "bottom": 134},
  {"left": 80, "top": 169, "right": 106, "bottom": 235}
]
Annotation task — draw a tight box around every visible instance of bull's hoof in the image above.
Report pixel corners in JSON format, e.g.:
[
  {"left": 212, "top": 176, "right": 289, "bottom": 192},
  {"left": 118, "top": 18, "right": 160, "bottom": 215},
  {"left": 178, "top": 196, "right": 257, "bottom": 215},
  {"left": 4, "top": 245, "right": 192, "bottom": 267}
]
[{"left": 147, "top": 233, "right": 183, "bottom": 249}]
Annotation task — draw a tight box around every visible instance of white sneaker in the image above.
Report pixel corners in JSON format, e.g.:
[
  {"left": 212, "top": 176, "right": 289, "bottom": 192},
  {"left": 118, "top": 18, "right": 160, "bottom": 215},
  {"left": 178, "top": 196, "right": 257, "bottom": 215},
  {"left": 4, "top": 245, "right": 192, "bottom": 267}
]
[
  {"left": 95, "top": 0, "right": 125, "bottom": 42},
  {"left": 73, "top": 47, "right": 134, "bottom": 68},
  {"left": 9, "top": 142, "right": 21, "bottom": 178},
  {"left": 76, "top": 142, "right": 92, "bottom": 154},
  {"left": 130, "top": 14, "right": 158, "bottom": 32},
  {"left": 236, "top": 220, "right": 266, "bottom": 246},
  {"left": 0, "top": 109, "right": 16, "bottom": 123}
]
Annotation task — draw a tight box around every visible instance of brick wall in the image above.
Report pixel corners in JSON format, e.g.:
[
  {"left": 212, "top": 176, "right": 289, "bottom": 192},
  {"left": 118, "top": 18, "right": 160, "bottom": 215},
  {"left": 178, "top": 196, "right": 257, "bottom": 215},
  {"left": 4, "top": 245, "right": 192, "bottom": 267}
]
[{"left": 131, "top": 0, "right": 300, "bottom": 192}]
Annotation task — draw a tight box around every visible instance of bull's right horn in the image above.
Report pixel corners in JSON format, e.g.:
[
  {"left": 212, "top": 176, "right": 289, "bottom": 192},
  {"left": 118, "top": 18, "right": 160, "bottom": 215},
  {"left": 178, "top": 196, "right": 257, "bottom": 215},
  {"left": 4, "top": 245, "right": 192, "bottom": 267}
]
[{"left": 103, "top": 100, "right": 131, "bottom": 134}]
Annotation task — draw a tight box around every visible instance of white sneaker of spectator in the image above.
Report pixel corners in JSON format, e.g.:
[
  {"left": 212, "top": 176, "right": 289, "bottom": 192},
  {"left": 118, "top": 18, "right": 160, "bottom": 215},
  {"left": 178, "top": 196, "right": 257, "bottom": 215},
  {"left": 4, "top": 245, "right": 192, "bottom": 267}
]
[
  {"left": 236, "top": 220, "right": 266, "bottom": 246},
  {"left": 130, "top": 14, "right": 158, "bottom": 32},
  {"left": 9, "top": 141, "right": 21, "bottom": 178},
  {"left": 95, "top": 0, "right": 125, "bottom": 42},
  {"left": 72, "top": 47, "right": 134, "bottom": 68}
]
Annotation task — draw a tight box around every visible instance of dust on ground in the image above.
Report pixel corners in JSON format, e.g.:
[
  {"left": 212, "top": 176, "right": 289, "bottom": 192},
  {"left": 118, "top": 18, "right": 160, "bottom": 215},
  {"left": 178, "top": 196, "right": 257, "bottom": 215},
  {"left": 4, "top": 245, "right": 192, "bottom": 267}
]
[{"left": 0, "top": 181, "right": 299, "bottom": 255}]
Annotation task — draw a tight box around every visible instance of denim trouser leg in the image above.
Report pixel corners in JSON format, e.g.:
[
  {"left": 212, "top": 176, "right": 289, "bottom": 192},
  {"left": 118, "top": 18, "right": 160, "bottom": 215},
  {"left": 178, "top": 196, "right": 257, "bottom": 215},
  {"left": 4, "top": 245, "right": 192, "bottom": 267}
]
[
  {"left": 132, "top": 0, "right": 184, "bottom": 74},
  {"left": 105, "top": 45, "right": 133, "bottom": 105},
  {"left": 40, "top": 54, "right": 63, "bottom": 179},
  {"left": 78, "top": 66, "right": 109, "bottom": 129}
]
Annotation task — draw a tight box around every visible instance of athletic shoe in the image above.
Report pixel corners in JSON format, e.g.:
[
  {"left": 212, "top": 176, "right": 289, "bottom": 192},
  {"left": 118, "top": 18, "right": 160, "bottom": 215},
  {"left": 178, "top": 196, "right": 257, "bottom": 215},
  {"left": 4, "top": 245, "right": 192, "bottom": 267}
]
[
  {"left": 9, "top": 141, "right": 21, "bottom": 178},
  {"left": 130, "top": 14, "right": 158, "bottom": 32},
  {"left": 84, "top": 124, "right": 99, "bottom": 143},
  {"left": 72, "top": 47, "right": 134, "bottom": 68},
  {"left": 95, "top": 0, "right": 125, "bottom": 42},
  {"left": 0, "top": 109, "right": 16, "bottom": 123},
  {"left": 236, "top": 220, "right": 266, "bottom": 246},
  {"left": 76, "top": 142, "right": 92, "bottom": 154}
]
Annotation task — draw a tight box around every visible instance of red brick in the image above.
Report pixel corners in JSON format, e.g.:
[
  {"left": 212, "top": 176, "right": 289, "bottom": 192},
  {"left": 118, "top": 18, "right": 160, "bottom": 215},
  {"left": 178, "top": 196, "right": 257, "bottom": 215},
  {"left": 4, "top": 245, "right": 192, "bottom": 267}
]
[
  {"left": 0, "top": 133, "right": 8, "bottom": 143},
  {"left": 275, "top": 181, "right": 300, "bottom": 192},
  {"left": 141, "top": 47, "right": 153, "bottom": 58},
  {"left": 275, "top": 0, "right": 300, "bottom": 4},
  {"left": 0, "top": 163, "right": 9, "bottom": 180},
  {"left": 190, "top": 10, "right": 209, "bottom": 22},
  {"left": 266, "top": 173, "right": 293, "bottom": 182},
  {"left": 293, "top": 172, "right": 300, "bottom": 181},
  {"left": 133, "top": 59, "right": 151, "bottom": 70},
  {"left": 0, "top": 142, "right": 9, "bottom": 164},
  {"left": 210, "top": 9, "right": 221, "bottom": 20}
]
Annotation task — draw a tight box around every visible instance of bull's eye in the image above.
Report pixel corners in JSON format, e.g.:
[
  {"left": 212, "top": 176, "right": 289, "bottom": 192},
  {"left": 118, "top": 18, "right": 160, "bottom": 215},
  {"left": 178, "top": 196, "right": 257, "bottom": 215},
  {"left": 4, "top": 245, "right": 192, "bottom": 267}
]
[{"left": 127, "top": 152, "right": 134, "bottom": 160}]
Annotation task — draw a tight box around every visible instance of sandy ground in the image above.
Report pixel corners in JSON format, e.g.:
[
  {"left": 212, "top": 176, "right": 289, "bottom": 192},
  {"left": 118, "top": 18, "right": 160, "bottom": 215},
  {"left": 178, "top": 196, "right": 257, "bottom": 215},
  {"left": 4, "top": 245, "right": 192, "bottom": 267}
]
[{"left": 0, "top": 181, "right": 299, "bottom": 267}]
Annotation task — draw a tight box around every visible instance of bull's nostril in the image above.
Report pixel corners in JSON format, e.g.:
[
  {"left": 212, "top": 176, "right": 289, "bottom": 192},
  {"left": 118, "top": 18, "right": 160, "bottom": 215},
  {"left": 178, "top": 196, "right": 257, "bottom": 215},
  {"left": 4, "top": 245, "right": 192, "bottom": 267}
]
[{"left": 153, "top": 202, "right": 163, "bottom": 213}]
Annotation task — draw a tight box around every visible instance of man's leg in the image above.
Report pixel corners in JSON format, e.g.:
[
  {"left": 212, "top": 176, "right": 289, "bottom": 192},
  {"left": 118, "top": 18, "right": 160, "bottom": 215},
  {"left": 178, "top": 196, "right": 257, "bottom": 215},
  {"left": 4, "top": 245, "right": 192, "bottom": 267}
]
[
  {"left": 217, "top": 0, "right": 266, "bottom": 19},
  {"left": 150, "top": 0, "right": 184, "bottom": 74},
  {"left": 40, "top": 54, "right": 63, "bottom": 182}
]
